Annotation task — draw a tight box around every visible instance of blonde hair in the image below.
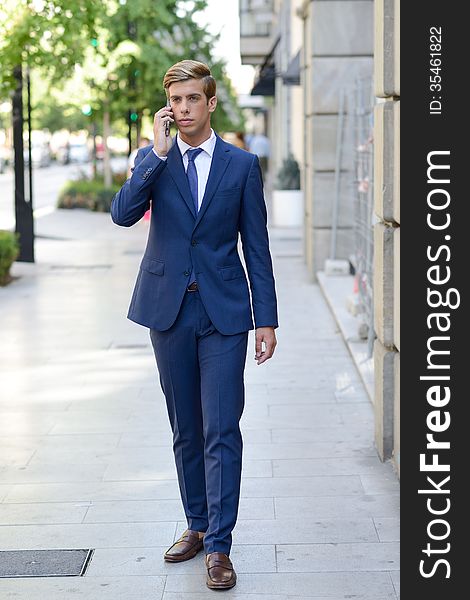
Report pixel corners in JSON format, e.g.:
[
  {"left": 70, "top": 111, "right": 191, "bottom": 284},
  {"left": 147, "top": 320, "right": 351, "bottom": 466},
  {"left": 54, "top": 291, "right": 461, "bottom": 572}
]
[{"left": 163, "top": 60, "right": 216, "bottom": 102}]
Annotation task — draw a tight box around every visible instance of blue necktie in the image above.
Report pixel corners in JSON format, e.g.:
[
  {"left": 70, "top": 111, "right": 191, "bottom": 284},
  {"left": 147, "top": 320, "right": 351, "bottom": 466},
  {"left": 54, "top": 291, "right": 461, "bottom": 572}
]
[
  {"left": 186, "top": 147, "right": 203, "bottom": 213},
  {"left": 186, "top": 147, "right": 203, "bottom": 285}
]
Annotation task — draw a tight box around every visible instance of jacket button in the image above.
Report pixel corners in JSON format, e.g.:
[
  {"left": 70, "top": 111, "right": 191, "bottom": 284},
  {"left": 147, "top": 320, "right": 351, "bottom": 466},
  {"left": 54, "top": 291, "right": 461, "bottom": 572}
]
[
  {"left": 184, "top": 270, "right": 190, "bottom": 276},
  {"left": 191, "top": 240, "right": 197, "bottom": 246}
]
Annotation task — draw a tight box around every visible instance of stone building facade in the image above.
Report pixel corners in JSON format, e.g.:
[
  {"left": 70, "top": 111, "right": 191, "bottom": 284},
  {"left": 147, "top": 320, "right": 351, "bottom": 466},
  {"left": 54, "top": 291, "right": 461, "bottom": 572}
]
[{"left": 239, "top": 0, "right": 400, "bottom": 475}]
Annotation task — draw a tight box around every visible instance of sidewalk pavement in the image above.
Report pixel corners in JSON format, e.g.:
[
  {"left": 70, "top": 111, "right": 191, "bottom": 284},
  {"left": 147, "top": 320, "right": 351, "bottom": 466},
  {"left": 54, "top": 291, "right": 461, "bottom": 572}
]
[{"left": 0, "top": 209, "right": 399, "bottom": 599}]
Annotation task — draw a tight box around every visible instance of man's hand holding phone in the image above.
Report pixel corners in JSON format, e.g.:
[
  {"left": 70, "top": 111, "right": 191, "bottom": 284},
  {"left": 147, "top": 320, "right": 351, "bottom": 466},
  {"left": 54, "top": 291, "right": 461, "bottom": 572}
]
[{"left": 153, "top": 103, "right": 174, "bottom": 157}]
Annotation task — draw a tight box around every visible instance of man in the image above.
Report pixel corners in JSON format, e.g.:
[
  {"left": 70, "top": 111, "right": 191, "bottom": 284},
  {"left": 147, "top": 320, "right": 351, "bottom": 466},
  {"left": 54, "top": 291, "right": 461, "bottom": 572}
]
[
  {"left": 248, "top": 131, "right": 270, "bottom": 180},
  {"left": 111, "top": 60, "right": 278, "bottom": 590}
]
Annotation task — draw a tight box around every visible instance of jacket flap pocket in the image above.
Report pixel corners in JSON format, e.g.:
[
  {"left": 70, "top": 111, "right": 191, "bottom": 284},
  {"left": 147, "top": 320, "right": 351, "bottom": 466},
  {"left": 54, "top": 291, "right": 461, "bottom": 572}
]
[
  {"left": 219, "top": 265, "right": 245, "bottom": 281},
  {"left": 141, "top": 257, "right": 164, "bottom": 276}
]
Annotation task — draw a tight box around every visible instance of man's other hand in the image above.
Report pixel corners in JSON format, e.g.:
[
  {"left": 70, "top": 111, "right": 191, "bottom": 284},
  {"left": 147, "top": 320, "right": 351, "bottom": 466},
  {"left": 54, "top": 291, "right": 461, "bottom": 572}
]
[{"left": 254, "top": 327, "right": 277, "bottom": 365}]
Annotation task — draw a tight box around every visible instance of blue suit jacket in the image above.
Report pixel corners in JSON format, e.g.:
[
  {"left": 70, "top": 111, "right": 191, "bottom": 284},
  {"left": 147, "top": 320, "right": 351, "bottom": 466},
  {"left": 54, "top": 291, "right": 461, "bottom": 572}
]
[{"left": 111, "top": 132, "right": 278, "bottom": 335}]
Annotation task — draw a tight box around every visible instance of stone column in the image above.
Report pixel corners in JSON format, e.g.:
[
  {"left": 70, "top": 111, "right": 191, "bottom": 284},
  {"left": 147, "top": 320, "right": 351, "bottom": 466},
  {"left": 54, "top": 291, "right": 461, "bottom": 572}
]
[
  {"left": 373, "top": 0, "right": 400, "bottom": 471},
  {"left": 299, "top": 0, "right": 374, "bottom": 280}
]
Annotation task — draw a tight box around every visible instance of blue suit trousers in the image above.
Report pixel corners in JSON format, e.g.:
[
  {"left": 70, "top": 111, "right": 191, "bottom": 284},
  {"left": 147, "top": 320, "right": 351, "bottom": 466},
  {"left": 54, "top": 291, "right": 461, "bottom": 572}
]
[{"left": 149, "top": 288, "right": 248, "bottom": 555}]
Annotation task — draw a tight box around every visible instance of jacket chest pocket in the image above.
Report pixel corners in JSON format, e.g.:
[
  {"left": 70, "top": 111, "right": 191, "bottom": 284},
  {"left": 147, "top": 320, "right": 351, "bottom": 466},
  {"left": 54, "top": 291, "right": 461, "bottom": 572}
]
[{"left": 217, "top": 186, "right": 241, "bottom": 197}]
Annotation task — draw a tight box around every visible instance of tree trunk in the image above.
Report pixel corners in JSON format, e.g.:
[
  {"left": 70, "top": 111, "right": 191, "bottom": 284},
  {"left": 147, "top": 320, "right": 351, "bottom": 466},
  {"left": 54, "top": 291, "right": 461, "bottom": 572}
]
[
  {"left": 136, "top": 114, "right": 141, "bottom": 147},
  {"left": 103, "top": 103, "right": 112, "bottom": 188},
  {"left": 91, "top": 121, "right": 97, "bottom": 179},
  {"left": 127, "top": 109, "right": 132, "bottom": 156}
]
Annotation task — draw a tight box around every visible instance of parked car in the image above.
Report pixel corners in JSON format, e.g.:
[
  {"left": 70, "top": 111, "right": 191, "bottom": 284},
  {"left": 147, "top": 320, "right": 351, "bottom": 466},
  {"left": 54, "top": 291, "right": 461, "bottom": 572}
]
[
  {"left": 23, "top": 142, "right": 51, "bottom": 167},
  {"left": 68, "top": 143, "right": 90, "bottom": 163},
  {"left": 95, "top": 141, "right": 104, "bottom": 160},
  {"left": 55, "top": 144, "right": 70, "bottom": 165}
]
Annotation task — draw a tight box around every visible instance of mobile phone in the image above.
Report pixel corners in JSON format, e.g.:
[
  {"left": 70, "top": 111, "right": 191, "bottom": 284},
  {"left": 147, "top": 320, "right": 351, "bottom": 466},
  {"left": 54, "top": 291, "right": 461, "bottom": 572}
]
[{"left": 165, "top": 100, "right": 171, "bottom": 137}]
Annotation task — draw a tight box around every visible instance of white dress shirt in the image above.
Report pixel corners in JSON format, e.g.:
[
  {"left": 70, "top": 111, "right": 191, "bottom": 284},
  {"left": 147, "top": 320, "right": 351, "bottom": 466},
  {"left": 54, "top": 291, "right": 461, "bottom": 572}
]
[{"left": 152, "top": 129, "right": 216, "bottom": 212}]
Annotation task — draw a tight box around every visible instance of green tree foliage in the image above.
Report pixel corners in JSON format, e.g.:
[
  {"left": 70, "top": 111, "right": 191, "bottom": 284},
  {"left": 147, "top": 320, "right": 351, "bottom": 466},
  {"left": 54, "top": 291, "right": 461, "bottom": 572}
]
[
  {"left": 0, "top": 0, "right": 101, "bottom": 95},
  {"left": 0, "top": 0, "right": 243, "bottom": 137},
  {"left": 96, "top": 0, "right": 243, "bottom": 134},
  {"left": 33, "top": 98, "right": 92, "bottom": 134}
]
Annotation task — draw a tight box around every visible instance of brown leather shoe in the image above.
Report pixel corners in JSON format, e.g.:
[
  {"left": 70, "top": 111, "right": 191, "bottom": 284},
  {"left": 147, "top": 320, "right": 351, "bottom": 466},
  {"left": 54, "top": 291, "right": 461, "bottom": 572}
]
[
  {"left": 164, "top": 529, "right": 205, "bottom": 562},
  {"left": 205, "top": 552, "right": 237, "bottom": 590}
]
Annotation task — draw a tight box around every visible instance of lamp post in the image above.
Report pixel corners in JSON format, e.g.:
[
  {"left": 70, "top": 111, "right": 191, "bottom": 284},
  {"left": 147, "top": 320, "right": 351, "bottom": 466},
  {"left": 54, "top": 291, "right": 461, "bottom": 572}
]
[
  {"left": 82, "top": 99, "right": 97, "bottom": 179},
  {"left": 12, "top": 64, "right": 34, "bottom": 262}
]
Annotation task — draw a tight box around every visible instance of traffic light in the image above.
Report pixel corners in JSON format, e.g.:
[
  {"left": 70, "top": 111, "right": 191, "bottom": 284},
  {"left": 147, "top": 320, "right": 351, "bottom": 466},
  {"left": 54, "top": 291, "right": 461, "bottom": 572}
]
[
  {"left": 90, "top": 38, "right": 99, "bottom": 48},
  {"left": 130, "top": 111, "right": 138, "bottom": 122},
  {"left": 82, "top": 104, "right": 93, "bottom": 116}
]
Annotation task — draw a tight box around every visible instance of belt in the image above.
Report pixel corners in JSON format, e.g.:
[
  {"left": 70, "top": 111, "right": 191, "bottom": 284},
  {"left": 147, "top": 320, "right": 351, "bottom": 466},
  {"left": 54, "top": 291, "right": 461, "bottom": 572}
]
[{"left": 186, "top": 281, "right": 198, "bottom": 292}]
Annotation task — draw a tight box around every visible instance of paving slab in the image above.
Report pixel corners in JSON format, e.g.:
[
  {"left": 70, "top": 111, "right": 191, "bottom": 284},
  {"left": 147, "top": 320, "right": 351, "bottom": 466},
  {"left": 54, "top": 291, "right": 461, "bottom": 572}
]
[
  {"left": 164, "top": 571, "right": 397, "bottom": 597},
  {"left": 0, "top": 576, "right": 166, "bottom": 599},
  {"left": 276, "top": 542, "right": 399, "bottom": 572},
  {"left": 85, "top": 544, "right": 276, "bottom": 576}
]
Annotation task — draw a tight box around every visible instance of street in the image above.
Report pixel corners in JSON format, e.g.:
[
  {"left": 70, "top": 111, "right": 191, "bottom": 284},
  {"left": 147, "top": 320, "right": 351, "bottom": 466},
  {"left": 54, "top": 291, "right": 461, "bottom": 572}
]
[{"left": 0, "top": 157, "right": 128, "bottom": 230}]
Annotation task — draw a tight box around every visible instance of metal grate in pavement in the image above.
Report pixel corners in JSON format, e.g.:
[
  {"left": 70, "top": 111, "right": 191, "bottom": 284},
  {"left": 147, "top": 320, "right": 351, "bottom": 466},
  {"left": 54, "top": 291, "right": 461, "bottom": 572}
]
[{"left": 0, "top": 549, "right": 94, "bottom": 578}]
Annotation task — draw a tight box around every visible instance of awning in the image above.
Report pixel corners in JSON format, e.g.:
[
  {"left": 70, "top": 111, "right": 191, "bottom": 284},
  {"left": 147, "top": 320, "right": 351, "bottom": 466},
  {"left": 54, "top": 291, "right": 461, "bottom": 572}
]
[
  {"left": 250, "top": 36, "right": 279, "bottom": 96},
  {"left": 282, "top": 50, "right": 300, "bottom": 86},
  {"left": 251, "top": 64, "right": 275, "bottom": 96}
]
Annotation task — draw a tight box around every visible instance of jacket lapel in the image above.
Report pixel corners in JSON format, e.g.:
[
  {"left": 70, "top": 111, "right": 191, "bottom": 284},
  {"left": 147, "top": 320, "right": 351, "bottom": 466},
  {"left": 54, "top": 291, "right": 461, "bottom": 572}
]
[
  {"left": 165, "top": 140, "right": 196, "bottom": 219},
  {"left": 193, "top": 134, "right": 232, "bottom": 229}
]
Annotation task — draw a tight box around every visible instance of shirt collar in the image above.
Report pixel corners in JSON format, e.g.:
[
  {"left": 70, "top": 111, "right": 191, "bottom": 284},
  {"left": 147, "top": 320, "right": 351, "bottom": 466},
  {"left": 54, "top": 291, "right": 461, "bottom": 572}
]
[{"left": 177, "top": 128, "right": 216, "bottom": 158}]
